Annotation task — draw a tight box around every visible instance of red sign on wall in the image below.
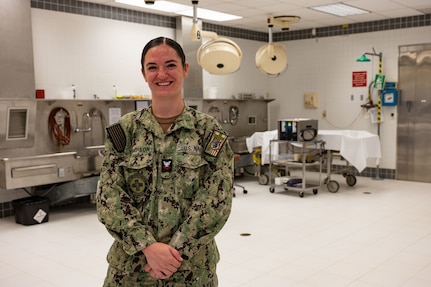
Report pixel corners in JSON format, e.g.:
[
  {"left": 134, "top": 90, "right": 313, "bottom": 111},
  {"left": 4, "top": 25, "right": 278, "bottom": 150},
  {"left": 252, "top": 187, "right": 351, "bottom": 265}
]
[{"left": 352, "top": 71, "right": 367, "bottom": 87}]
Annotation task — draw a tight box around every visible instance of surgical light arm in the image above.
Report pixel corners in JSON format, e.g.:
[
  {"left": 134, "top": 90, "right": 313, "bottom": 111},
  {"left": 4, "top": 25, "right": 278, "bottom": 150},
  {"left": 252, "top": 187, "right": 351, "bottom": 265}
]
[{"left": 190, "top": 0, "right": 218, "bottom": 41}]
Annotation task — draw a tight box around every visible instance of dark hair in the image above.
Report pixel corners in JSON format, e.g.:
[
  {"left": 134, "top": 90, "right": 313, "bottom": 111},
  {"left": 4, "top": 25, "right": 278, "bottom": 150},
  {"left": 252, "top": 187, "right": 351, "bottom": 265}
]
[{"left": 141, "top": 37, "right": 186, "bottom": 69}]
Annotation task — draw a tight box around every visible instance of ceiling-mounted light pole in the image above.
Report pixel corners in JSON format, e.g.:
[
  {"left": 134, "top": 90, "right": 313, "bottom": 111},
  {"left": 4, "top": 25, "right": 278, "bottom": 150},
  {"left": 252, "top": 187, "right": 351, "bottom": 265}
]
[
  {"left": 267, "top": 22, "right": 275, "bottom": 59},
  {"left": 190, "top": 0, "right": 217, "bottom": 41},
  {"left": 255, "top": 16, "right": 300, "bottom": 76}
]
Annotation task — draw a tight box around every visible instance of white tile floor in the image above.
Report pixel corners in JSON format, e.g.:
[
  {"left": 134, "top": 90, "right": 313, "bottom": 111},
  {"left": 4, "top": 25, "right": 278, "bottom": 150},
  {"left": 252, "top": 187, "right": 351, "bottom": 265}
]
[{"left": 1, "top": 173, "right": 431, "bottom": 287}]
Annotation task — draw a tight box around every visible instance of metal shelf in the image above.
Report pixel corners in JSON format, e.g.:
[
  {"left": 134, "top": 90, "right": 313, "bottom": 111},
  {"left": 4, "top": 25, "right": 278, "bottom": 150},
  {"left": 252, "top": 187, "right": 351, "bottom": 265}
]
[{"left": 268, "top": 140, "right": 324, "bottom": 197}]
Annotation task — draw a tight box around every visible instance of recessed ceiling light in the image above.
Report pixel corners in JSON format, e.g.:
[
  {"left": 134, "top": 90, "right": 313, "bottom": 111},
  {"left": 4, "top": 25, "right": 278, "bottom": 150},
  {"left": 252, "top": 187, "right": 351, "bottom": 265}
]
[
  {"left": 309, "top": 3, "right": 369, "bottom": 17},
  {"left": 114, "top": 0, "right": 242, "bottom": 22}
]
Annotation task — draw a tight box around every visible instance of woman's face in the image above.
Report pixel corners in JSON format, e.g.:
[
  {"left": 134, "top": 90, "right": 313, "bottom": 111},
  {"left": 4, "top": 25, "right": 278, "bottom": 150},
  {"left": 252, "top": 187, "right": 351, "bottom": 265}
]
[{"left": 142, "top": 44, "right": 189, "bottom": 100}]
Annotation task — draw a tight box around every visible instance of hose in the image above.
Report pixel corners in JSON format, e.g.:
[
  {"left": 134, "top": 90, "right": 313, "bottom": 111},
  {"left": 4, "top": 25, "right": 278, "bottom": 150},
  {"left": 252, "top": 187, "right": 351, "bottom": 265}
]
[{"left": 48, "top": 107, "right": 71, "bottom": 146}]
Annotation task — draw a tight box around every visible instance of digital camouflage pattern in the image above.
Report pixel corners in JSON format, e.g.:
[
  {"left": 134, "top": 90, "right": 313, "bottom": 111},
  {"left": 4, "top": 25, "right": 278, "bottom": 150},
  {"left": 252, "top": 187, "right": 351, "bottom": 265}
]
[{"left": 96, "top": 105, "right": 234, "bottom": 287}]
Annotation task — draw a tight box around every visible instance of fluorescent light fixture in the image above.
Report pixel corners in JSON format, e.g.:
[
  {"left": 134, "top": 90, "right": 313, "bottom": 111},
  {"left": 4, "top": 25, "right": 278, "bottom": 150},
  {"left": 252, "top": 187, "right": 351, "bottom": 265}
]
[
  {"left": 176, "top": 7, "right": 241, "bottom": 22},
  {"left": 114, "top": 0, "right": 242, "bottom": 22},
  {"left": 309, "top": 3, "right": 369, "bottom": 17},
  {"left": 115, "top": 0, "right": 189, "bottom": 13}
]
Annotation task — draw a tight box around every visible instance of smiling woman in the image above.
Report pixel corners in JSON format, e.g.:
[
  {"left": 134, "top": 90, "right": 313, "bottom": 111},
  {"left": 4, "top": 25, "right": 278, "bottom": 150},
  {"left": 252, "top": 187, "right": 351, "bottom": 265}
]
[{"left": 96, "top": 36, "right": 234, "bottom": 287}]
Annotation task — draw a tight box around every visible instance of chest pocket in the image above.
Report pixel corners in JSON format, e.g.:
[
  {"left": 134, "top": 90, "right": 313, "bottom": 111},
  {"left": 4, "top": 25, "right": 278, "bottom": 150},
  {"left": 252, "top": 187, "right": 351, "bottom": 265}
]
[
  {"left": 175, "top": 154, "right": 208, "bottom": 198},
  {"left": 121, "top": 151, "right": 154, "bottom": 202}
]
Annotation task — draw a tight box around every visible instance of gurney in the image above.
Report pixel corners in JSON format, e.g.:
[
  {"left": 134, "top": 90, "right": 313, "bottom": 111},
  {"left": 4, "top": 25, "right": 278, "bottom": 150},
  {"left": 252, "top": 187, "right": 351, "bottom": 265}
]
[
  {"left": 318, "top": 130, "right": 381, "bottom": 192},
  {"left": 246, "top": 130, "right": 381, "bottom": 192}
]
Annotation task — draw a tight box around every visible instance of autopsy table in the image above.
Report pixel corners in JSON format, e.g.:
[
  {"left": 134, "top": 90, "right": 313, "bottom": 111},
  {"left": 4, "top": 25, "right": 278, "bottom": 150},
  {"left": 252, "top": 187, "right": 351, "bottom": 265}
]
[{"left": 246, "top": 129, "right": 381, "bottom": 192}]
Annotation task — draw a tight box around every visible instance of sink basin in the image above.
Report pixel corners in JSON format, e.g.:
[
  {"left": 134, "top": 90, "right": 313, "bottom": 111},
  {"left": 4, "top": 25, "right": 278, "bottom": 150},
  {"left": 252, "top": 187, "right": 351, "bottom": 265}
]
[{"left": 0, "top": 147, "right": 105, "bottom": 190}]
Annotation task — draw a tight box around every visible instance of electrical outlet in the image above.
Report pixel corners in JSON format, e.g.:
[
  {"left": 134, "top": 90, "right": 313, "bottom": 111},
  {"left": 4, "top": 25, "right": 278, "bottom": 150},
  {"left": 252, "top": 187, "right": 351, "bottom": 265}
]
[
  {"left": 304, "top": 92, "right": 318, "bottom": 108},
  {"left": 58, "top": 167, "right": 65, "bottom": 178}
]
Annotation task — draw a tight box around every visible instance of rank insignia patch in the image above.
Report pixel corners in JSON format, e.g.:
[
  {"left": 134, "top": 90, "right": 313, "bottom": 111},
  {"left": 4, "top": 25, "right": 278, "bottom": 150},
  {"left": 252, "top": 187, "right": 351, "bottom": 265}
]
[
  {"left": 162, "top": 159, "right": 173, "bottom": 172},
  {"left": 205, "top": 131, "right": 228, "bottom": 157}
]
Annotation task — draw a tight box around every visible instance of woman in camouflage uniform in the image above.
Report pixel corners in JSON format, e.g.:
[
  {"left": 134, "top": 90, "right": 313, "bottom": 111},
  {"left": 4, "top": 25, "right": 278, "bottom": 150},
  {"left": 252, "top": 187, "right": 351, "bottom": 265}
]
[{"left": 96, "top": 37, "right": 234, "bottom": 286}]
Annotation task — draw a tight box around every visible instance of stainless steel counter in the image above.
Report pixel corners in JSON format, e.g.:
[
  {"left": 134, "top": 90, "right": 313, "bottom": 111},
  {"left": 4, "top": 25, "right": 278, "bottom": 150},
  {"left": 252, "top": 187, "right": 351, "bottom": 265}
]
[{"left": 0, "top": 146, "right": 104, "bottom": 190}]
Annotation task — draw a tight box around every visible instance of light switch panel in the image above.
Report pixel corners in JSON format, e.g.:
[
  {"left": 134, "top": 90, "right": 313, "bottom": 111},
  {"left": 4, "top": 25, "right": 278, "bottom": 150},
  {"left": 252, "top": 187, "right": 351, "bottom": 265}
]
[{"left": 304, "top": 92, "right": 318, "bottom": 108}]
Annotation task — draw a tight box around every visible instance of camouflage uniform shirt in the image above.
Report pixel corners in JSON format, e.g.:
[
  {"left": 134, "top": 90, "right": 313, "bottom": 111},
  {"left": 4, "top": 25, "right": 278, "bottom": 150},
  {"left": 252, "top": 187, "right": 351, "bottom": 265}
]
[{"left": 96, "top": 105, "right": 234, "bottom": 286}]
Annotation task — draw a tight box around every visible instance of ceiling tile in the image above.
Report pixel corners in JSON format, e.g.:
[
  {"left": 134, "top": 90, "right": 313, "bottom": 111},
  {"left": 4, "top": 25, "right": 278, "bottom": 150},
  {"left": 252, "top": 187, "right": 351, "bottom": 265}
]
[{"left": 83, "top": 0, "right": 431, "bottom": 32}]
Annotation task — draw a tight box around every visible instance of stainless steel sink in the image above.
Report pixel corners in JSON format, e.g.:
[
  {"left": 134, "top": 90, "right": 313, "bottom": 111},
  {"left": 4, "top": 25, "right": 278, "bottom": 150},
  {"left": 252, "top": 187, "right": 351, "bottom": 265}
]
[{"left": 0, "top": 146, "right": 104, "bottom": 190}]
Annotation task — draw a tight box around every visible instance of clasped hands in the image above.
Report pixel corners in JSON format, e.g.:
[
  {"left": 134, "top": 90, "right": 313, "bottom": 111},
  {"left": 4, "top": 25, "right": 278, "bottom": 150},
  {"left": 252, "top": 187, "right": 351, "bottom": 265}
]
[{"left": 143, "top": 242, "right": 183, "bottom": 279}]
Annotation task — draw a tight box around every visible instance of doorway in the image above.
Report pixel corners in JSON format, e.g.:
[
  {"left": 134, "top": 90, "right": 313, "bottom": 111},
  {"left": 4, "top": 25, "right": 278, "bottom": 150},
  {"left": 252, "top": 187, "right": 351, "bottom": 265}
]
[{"left": 397, "top": 43, "right": 431, "bottom": 182}]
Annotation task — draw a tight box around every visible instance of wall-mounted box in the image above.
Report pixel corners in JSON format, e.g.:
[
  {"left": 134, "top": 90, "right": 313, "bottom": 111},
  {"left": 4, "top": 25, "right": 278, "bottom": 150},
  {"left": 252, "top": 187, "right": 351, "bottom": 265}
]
[
  {"left": 381, "top": 89, "right": 398, "bottom": 106},
  {"left": 304, "top": 92, "right": 318, "bottom": 108}
]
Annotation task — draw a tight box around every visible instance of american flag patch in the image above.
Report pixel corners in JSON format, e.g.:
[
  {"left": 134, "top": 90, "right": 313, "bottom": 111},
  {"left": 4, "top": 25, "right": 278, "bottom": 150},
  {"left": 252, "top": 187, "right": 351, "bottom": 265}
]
[{"left": 204, "top": 131, "right": 227, "bottom": 157}]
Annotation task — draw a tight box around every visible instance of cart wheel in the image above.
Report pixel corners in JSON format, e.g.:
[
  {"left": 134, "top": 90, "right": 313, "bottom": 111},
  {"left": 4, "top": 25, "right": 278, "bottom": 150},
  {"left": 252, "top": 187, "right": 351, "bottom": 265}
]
[
  {"left": 313, "top": 189, "right": 318, "bottom": 195},
  {"left": 243, "top": 189, "right": 248, "bottom": 194},
  {"left": 269, "top": 186, "right": 275, "bottom": 193},
  {"left": 346, "top": 175, "right": 357, "bottom": 186},
  {"left": 258, "top": 174, "right": 269, "bottom": 185},
  {"left": 299, "top": 192, "right": 304, "bottom": 198},
  {"left": 327, "top": 180, "right": 340, "bottom": 193}
]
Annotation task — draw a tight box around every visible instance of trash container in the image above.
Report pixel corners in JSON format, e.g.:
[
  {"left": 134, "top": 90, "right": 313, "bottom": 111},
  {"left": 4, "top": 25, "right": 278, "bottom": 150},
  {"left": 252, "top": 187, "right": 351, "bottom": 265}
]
[{"left": 12, "top": 196, "right": 50, "bottom": 225}]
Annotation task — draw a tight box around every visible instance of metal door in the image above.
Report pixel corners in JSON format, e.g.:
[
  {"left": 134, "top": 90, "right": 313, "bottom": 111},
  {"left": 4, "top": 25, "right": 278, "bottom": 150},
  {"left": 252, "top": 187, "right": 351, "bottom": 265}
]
[{"left": 397, "top": 43, "right": 431, "bottom": 182}]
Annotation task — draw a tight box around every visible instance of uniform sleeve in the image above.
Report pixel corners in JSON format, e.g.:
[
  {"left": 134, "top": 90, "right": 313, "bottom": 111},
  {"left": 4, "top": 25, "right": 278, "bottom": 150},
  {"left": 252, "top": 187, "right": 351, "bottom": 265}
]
[
  {"left": 169, "top": 128, "right": 234, "bottom": 259},
  {"left": 96, "top": 123, "right": 157, "bottom": 256}
]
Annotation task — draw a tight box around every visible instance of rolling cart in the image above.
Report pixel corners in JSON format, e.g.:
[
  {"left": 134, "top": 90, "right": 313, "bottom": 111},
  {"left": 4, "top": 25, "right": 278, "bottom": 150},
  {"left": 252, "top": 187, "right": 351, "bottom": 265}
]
[{"left": 268, "top": 139, "right": 324, "bottom": 197}]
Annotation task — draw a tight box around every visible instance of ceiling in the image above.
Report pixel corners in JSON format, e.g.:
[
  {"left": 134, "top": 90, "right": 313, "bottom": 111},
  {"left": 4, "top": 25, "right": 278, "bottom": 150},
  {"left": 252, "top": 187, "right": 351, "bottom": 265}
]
[{"left": 89, "top": 0, "right": 431, "bottom": 32}]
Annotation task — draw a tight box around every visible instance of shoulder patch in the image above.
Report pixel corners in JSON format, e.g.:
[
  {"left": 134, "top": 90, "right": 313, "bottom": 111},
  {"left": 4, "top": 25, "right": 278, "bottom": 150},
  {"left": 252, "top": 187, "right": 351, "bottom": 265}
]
[
  {"left": 106, "top": 123, "right": 126, "bottom": 152},
  {"left": 204, "top": 131, "right": 228, "bottom": 157}
]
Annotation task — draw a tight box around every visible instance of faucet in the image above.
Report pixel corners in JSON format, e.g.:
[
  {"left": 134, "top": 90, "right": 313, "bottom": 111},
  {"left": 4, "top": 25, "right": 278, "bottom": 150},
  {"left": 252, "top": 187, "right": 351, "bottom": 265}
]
[
  {"left": 81, "top": 112, "right": 92, "bottom": 132},
  {"left": 74, "top": 112, "right": 92, "bottom": 132}
]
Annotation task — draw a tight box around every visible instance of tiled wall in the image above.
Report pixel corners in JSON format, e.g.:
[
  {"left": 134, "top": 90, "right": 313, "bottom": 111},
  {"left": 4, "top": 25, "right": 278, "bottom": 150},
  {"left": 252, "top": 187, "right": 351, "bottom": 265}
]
[
  {"left": 31, "top": 0, "right": 176, "bottom": 30},
  {"left": 31, "top": 0, "right": 431, "bottom": 43},
  {"left": 323, "top": 165, "right": 395, "bottom": 181},
  {"left": 273, "top": 15, "right": 431, "bottom": 41},
  {"left": 1, "top": 194, "right": 93, "bottom": 219},
  {"left": 0, "top": 201, "right": 13, "bottom": 218}
]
